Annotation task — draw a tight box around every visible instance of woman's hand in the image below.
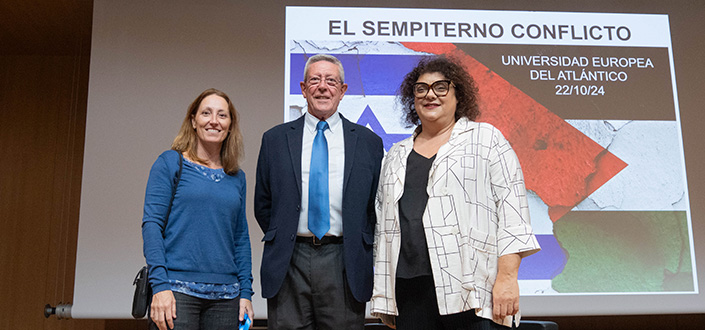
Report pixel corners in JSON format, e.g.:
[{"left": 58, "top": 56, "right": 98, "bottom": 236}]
[
  {"left": 239, "top": 298, "right": 254, "bottom": 322},
  {"left": 492, "top": 253, "right": 521, "bottom": 321},
  {"left": 150, "top": 290, "right": 176, "bottom": 330},
  {"left": 492, "top": 275, "right": 519, "bottom": 320},
  {"left": 379, "top": 313, "right": 396, "bottom": 329}
]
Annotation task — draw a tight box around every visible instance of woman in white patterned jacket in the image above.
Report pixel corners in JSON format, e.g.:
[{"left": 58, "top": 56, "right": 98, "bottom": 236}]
[{"left": 371, "top": 56, "right": 540, "bottom": 330}]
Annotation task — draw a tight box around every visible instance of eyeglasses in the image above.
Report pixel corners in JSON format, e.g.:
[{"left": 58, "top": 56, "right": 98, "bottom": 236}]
[
  {"left": 413, "top": 80, "right": 454, "bottom": 98},
  {"left": 307, "top": 76, "right": 342, "bottom": 87}
]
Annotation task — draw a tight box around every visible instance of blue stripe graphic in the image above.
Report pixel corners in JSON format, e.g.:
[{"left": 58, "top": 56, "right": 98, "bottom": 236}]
[
  {"left": 290, "top": 53, "right": 428, "bottom": 95},
  {"left": 518, "top": 234, "right": 567, "bottom": 280}
]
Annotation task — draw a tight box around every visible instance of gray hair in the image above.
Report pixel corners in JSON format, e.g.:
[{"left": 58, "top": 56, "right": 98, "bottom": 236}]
[{"left": 303, "top": 54, "right": 345, "bottom": 83}]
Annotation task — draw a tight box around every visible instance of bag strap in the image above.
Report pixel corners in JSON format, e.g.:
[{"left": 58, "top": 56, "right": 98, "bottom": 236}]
[{"left": 163, "top": 150, "right": 183, "bottom": 232}]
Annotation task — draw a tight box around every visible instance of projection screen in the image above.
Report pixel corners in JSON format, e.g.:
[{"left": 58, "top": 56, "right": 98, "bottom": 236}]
[{"left": 73, "top": 0, "right": 705, "bottom": 318}]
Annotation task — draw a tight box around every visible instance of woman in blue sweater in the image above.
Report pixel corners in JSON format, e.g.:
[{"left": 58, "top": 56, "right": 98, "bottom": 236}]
[{"left": 142, "top": 88, "right": 254, "bottom": 330}]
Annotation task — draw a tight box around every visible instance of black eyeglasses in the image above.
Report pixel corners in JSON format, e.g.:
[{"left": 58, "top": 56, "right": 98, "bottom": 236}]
[{"left": 413, "top": 80, "right": 454, "bottom": 98}]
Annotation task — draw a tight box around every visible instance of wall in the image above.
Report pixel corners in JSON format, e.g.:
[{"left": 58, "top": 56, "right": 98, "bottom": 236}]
[{"left": 0, "top": 0, "right": 103, "bottom": 329}]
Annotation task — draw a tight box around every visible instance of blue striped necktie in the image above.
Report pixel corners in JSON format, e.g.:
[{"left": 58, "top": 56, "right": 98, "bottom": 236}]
[{"left": 308, "top": 120, "right": 330, "bottom": 239}]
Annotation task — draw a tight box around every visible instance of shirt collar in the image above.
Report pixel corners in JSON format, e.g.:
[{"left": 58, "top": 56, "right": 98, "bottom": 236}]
[{"left": 305, "top": 111, "right": 341, "bottom": 134}]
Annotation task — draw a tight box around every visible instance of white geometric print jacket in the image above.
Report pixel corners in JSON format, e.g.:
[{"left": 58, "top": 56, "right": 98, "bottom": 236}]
[{"left": 371, "top": 118, "right": 540, "bottom": 327}]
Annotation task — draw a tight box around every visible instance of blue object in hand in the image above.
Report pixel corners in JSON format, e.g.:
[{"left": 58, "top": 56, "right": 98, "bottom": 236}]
[{"left": 239, "top": 313, "right": 251, "bottom": 330}]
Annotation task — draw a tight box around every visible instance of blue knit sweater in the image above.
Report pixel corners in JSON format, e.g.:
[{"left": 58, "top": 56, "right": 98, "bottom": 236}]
[{"left": 141, "top": 150, "right": 253, "bottom": 300}]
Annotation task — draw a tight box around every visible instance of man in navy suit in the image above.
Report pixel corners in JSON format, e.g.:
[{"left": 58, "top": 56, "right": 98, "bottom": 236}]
[{"left": 255, "top": 54, "right": 384, "bottom": 329}]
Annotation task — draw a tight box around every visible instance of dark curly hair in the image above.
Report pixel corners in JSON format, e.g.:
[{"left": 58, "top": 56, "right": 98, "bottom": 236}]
[{"left": 398, "top": 56, "right": 480, "bottom": 127}]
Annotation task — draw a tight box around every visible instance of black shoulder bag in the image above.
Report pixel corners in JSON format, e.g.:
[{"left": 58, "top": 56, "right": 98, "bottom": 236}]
[{"left": 132, "top": 151, "right": 183, "bottom": 318}]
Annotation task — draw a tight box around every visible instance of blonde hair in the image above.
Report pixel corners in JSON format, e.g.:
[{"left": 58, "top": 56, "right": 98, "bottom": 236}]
[{"left": 171, "top": 88, "right": 244, "bottom": 174}]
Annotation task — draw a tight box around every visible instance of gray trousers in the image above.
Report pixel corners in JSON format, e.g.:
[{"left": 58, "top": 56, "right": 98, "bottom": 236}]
[{"left": 267, "top": 240, "right": 366, "bottom": 330}]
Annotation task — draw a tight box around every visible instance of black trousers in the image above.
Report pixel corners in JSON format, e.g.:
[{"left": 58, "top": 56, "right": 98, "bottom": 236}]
[
  {"left": 267, "top": 240, "right": 366, "bottom": 330},
  {"left": 149, "top": 292, "right": 239, "bottom": 330},
  {"left": 395, "top": 276, "right": 511, "bottom": 330}
]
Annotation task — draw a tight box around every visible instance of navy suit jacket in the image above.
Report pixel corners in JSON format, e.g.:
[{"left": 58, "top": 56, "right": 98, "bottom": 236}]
[{"left": 254, "top": 114, "right": 384, "bottom": 302}]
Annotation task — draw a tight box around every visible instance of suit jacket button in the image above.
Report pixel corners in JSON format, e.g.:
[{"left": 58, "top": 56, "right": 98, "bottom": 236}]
[
  {"left": 290, "top": 234, "right": 295, "bottom": 241},
  {"left": 296, "top": 205, "right": 301, "bottom": 211}
]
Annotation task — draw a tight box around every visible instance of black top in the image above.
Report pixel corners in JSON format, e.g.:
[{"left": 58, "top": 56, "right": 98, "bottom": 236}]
[{"left": 396, "top": 149, "right": 436, "bottom": 279}]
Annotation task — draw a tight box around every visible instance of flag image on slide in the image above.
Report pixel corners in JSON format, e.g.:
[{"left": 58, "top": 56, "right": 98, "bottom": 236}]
[{"left": 287, "top": 39, "right": 694, "bottom": 294}]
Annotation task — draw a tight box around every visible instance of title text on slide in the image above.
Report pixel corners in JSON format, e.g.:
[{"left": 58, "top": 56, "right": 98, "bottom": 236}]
[{"left": 329, "top": 20, "right": 631, "bottom": 41}]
